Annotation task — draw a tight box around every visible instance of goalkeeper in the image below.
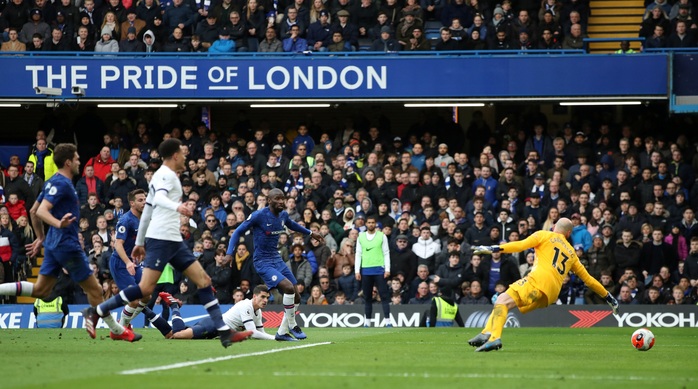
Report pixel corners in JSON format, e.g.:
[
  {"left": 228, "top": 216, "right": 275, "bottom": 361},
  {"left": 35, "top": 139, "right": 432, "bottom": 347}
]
[{"left": 467, "top": 217, "right": 619, "bottom": 352}]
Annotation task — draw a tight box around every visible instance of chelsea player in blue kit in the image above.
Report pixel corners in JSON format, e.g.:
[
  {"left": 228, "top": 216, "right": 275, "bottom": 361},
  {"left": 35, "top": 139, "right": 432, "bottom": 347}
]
[
  {"left": 0, "top": 144, "right": 139, "bottom": 341},
  {"left": 226, "top": 188, "right": 325, "bottom": 341},
  {"left": 109, "top": 189, "right": 173, "bottom": 338},
  {"left": 86, "top": 139, "right": 251, "bottom": 347}
]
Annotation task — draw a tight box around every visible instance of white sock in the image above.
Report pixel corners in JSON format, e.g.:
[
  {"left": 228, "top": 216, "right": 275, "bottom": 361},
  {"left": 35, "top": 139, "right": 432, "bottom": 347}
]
[
  {"left": 282, "top": 294, "right": 297, "bottom": 328},
  {"left": 103, "top": 314, "right": 125, "bottom": 334},
  {"left": 278, "top": 315, "right": 289, "bottom": 335},
  {"left": 0, "top": 281, "right": 34, "bottom": 296},
  {"left": 120, "top": 305, "right": 137, "bottom": 326}
]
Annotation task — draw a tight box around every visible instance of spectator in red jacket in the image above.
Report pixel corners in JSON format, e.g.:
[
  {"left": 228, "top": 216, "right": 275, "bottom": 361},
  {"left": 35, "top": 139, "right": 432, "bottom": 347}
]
[{"left": 84, "top": 146, "right": 116, "bottom": 181}]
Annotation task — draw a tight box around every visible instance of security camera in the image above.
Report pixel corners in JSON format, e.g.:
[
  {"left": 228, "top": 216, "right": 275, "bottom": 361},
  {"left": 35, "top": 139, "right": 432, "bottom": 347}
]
[
  {"left": 34, "top": 86, "right": 63, "bottom": 96},
  {"left": 71, "top": 86, "right": 86, "bottom": 96}
]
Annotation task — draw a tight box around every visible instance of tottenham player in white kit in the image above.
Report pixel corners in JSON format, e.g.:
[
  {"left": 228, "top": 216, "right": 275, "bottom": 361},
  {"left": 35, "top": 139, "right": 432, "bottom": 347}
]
[
  {"left": 84, "top": 139, "right": 251, "bottom": 347},
  {"left": 159, "top": 285, "right": 276, "bottom": 340}
]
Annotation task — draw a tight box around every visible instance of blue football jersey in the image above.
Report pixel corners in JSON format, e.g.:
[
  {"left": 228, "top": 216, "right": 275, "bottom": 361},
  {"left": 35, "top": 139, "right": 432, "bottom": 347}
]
[
  {"left": 228, "top": 207, "right": 310, "bottom": 263},
  {"left": 110, "top": 210, "right": 139, "bottom": 262},
  {"left": 40, "top": 174, "right": 81, "bottom": 251}
]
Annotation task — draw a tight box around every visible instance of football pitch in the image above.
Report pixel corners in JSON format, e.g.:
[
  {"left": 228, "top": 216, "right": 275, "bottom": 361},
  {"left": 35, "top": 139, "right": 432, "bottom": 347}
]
[{"left": 1, "top": 327, "right": 695, "bottom": 389}]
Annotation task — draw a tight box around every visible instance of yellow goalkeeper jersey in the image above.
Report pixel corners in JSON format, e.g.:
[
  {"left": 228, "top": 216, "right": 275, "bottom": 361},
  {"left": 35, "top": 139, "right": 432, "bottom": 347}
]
[{"left": 499, "top": 230, "right": 607, "bottom": 305}]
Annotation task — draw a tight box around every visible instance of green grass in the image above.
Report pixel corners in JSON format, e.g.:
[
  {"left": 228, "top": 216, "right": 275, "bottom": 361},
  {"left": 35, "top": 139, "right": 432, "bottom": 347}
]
[{"left": 1, "top": 327, "right": 695, "bottom": 389}]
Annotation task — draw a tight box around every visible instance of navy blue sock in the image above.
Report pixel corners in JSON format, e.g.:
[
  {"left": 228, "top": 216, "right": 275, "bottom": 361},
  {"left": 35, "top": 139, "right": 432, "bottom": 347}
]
[
  {"left": 142, "top": 307, "right": 173, "bottom": 337},
  {"left": 197, "top": 285, "right": 226, "bottom": 331},
  {"left": 169, "top": 303, "right": 186, "bottom": 333},
  {"left": 97, "top": 285, "right": 143, "bottom": 316}
]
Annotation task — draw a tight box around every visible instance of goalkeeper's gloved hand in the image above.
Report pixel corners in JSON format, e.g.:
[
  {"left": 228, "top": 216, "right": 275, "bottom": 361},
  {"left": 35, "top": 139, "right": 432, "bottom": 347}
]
[
  {"left": 605, "top": 293, "right": 619, "bottom": 315},
  {"left": 472, "top": 245, "right": 501, "bottom": 255}
]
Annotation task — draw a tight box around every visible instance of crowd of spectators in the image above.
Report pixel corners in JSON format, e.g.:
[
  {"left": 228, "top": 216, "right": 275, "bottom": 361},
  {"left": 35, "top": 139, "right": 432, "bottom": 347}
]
[
  {"left": 1, "top": 106, "right": 698, "bottom": 309},
  {"left": 1, "top": 0, "right": 695, "bottom": 54}
]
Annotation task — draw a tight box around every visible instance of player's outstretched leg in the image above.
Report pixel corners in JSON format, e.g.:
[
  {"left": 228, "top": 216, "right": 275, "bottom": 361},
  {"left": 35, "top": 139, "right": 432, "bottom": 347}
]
[{"left": 197, "top": 285, "right": 251, "bottom": 347}]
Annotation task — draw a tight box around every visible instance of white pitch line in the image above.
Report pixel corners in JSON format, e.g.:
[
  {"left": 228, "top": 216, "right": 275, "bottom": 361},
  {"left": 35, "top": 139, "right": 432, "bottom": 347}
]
[{"left": 119, "top": 342, "right": 332, "bottom": 375}]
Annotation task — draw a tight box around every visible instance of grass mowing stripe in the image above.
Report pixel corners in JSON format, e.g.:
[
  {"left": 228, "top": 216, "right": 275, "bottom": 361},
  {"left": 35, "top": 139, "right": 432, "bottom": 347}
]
[
  {"left": 201, "top": 371, "right": 691, "bottom": 382},
  {"left": 119, "top": 342, "right": 332, "bottom": 375}
]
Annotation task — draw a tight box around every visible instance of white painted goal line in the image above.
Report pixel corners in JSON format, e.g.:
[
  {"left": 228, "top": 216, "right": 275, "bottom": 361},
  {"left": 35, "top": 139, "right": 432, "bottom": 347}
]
[{"left": 119, "top": 341, "right": 332, "bottom": 375}]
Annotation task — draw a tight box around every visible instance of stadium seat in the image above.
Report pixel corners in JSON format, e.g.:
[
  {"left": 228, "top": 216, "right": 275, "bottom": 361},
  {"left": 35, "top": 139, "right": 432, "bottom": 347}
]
[{"left": 358, "top": 38, "right": 372, "bottom": 51}]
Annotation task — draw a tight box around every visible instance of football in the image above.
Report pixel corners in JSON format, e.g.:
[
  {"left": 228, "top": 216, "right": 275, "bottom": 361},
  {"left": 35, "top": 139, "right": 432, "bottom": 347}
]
[{"left": 631, "top": 328, "right": 655, "bottom": 351}]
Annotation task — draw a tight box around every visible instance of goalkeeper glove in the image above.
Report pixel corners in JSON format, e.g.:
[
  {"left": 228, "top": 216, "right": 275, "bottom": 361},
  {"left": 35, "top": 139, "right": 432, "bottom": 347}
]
[
  {"left": 472, "top": 245, "right": 501, "bottom": 255},
  {"left": 605, "top": 293, "right": 619, "bottom": 315}
]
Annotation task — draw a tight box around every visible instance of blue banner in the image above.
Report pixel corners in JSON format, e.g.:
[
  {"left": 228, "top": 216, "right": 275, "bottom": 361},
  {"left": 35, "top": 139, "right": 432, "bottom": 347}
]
[{"left": 2, "top": 54, "right": 668, "bottom": 100}]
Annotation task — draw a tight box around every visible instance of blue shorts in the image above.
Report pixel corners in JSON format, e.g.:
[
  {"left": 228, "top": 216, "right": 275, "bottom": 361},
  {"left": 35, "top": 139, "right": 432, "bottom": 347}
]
[
  {"left": 255, "top": 259, "right": 297, "bottom": 289},
  {"left": 190, "top": 317, "right": 218, "bottom": 339},
  {"left": 40, "top": 248, "right": 93, "bottom": 283},
  {"left": 143, "top": 238, "right": 195, "bottom": 273},
  {"left": 109, "top": 256, "right": 143, "bottom": 290}
]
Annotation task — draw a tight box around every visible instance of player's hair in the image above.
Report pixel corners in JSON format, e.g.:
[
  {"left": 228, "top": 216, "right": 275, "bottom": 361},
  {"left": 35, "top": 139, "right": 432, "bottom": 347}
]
[
  {"left": 253, "top": 284, "right": 269, "bottom": 295},
  {"left": 128, "top": 189, "right": 146, "bottom": 202},
  {"left": 158, "top": 138, "right": 183, "bottom": 160},
  {"left": 53, "top": 143, "right": 77, "bottom": 168}
]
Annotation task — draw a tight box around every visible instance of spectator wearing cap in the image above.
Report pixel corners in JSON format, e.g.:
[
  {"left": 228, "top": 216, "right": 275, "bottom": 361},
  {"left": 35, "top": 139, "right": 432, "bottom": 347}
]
[
  {"left": 616, "top": 201, "right": 645, "bottom": 239},
  {"left": 369, "top": 25, "right": 400, "bottom": 51},
  {"left": 587, "top": 234, "right": 614, "bottom": 279},
  {"left": 119, "top": 25, "right": 144, "bottom": 50},
  {"left": 56, "top": 0, "right": 80, "bottom": 28},
  {"left": 194, "top": 12, "right": 219, "bottom": 49},
  {"left": 307, "top": 9, "right": 333, "bottom": 51},
  {"left": 570, "top": 213, "right": 592, "bottom": 252},
  {"left": 95, "top": 24, "right": 120, "bottom": 51},
  {"left": 120, "top": 8, "right": 146, "bottom": 40},
  {"left": 51, "top": 10, "right": 74, "bottom": 41},
  {"left": 209, "top": 26, "right": 235, "bottom": 52},
  {"left": 20, "top": 9, "right": 51, "bottom": 44},
  {"left": 334, "top": 9, "right": 359, "bottom": 50},
  {"left": 283, "top": 164, "right": 305, "bottom": 194},
  {"left": 395, "top": 9, "right": 421, "bottom": 47}
]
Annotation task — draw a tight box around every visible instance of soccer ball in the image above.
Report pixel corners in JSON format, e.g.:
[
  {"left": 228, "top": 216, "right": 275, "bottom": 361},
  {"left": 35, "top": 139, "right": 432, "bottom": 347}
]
[{"left": 631, "top": 328, "right": 655, "bottom": 351}]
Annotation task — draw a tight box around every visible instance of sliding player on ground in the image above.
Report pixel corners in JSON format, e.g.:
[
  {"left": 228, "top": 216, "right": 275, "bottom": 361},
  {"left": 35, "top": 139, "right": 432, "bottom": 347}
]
[{"left": 159, "top": 285, "right": 276, "bottom": 340}]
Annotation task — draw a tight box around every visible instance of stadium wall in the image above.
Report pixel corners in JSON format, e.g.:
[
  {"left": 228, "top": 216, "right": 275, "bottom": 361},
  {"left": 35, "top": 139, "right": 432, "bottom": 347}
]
[{"left": 1, "top": 305, "right": 695, "bottom": 329}]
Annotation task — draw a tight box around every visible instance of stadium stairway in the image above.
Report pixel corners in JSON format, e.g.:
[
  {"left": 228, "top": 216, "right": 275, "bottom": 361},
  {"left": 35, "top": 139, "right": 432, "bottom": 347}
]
[
  {"left": 588, "top": 0, "right": 645, "bottom": 53},
  {"left": 16, "top": 256, "right": 40, "bottom": 304}
]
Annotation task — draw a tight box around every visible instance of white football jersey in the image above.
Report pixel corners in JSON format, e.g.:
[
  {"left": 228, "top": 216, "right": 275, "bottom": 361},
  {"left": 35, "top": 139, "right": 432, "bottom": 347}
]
[
  {"left": 222, "top": 299, "right": 262, "bottom": 330},
  {"left": 145, "top": 165, "right": 183, "bottom": 242}
]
